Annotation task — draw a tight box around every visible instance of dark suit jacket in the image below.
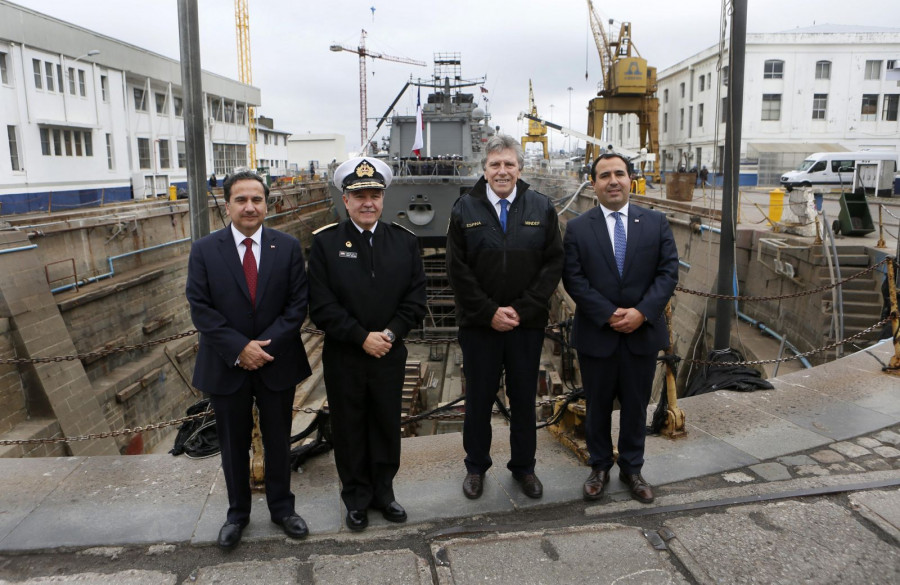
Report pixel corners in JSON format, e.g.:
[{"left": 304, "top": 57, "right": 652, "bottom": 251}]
[
  {"left": 308, "top": 220, "right": 426, "bottom": 347},
  {"left": 186, "top": 225, "right": 312, "bottom": 395},
  {"left": 562, "top": 204, "right": 679, "bottom": 358}
]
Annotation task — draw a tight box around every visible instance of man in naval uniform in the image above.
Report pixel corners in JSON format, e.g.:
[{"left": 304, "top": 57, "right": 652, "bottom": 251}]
[{"left": 308, "top": 157, "right": 427, "bottom": 531}]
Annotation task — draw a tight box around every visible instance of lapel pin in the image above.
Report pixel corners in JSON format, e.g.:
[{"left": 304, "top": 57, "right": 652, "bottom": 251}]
[{"left": 345, "top": 241, "right": 353, "bottom": 248}]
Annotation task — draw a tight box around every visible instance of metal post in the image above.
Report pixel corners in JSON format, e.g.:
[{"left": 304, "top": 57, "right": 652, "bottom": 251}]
[
  {"left": 178, "top": 0, "right": 210, "bottom": 241},
  {"left": 714, "top": 0, "right": 747, "bottom": 350}
]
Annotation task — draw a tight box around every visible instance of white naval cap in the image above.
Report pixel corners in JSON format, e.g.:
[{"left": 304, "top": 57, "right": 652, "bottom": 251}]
[{"left": 332, "top": 157, "right": 393, "bottom": 192}]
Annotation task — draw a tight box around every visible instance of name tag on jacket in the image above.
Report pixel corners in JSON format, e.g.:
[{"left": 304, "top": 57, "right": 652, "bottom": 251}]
[{"left": 339, "top": 251, "right": 358, "bottom": 259}]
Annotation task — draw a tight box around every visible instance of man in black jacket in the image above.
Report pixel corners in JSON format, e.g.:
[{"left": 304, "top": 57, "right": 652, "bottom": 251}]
[
  {"left": 446, "top": 134, "right": 564, "bottom": 500},
  {"left": 308, "top": 157, "right": 427, "bottom": 531}
]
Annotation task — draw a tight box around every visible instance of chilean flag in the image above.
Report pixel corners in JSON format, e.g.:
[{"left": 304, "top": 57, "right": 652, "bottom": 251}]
[{"left": 412, "top": 87, "right": 423, "bottom": 158}]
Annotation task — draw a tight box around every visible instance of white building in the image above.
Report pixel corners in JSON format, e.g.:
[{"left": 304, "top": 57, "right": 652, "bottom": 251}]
[
  {"left": 287, "top": 133, "right": 347, "bottom": 176},
  {"left": 0, "top": 1, "right": 271, "bottom": 215},
  {"left": 255, "top": 116, "right": 290, "bottom": 178},
  {"left": 611, "top": 25, "right": 900, "bottom": 186}
]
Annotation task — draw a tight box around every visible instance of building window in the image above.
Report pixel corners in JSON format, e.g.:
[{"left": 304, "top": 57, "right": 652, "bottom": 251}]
[
  {"left": 812, "top": 94, "right": 828, "bottom": 120},
  {"left": 663, "top": 88, "right": 668, "bottom": 103},
  {"left": 52, "top": 129, "right": 62, "bottom": 155},
  {"left": 138, "top": 137, "right": 151, "bottom": 169},
  {"left": 32, "top": 59, "right": 42, "bottom": 89},
  {"left": 0, "top": 52, "right": 8, "bottom": 84},
  {"left": 698, "top": 103, "right": 704, "bottom": 127},
  {"left": 815, "top": 60, "right": 831, "bottom": 80},
  {"left": 177, "top": 140, "right": 186, "bottom": 168},
  {"left": 699, "top": 75, "right": 705, "bottom": 92},
  {"left": 67, "top": 67, "right": 76, "bottom": 94},
  {"left": 721, "top": 97, "right": 727, "bottom": 123},
  {"left": 721, "top": 66, "right": 729, "bottom": 87},
  {"left": 763, "top": 60, "right": 784, "bottom": 79},
  {"left": 761, "top": 94, "right": 781, "bottom": 121},
  {"left": 213, "top": 143, "right": 248, "bottom": 175},
  {"left": 84, "top": 132, "right": 92, "bottom": 157},
  {"left": 864, "top": 60, "right": 882, "bottom": 80},
  {"left": 883, "top": 94, "right": 899, "bottom": 122},
  {"left": 173, "top": 96, "right": 183, "bottom": 117},
  {"left": 7, "top": 126, "right": 20, "bottom": 171},
  {"left": 100, "top": 75, "right": 108, "bottom": 101},
  {"left": 679, "top": 108, "right": 684, "bottom": 130},
  {"left": 106, "top": 134, "right": 114, "bottom": 170},
  {"left": 158, "top": 139, "right": 170, "bottom": 168},
  {"left": 663, "top": 112, "right": 668, "bottom": 132},
  {"left": 63, "top": 130, "right": 73, "bottom": 156},
  {"left": 209, "top": 97, "right": 223, "bottom": 121},
  {"left": 224, "top": 101, "right": 235, "bottom": 123},
  {"left": 56, "top": 64, "right": 63, "bottom": 92},
  {"left": 134, "top": 88, "right": 147, "bottom": 111},
  {"left": 679, "top": 82, "right": 685, "bottom": 98},
  {"left": 861, "top": 94, "right": 878, "bottom": 121},
  {"left": 155, "top": 92, "right": 167, "bottom": 114},
  {"left": 236, "top": 104, "right": 246, "bottom": 124},
  {"left": 40, "top": 128, "right": 51, "bottom": 155},
  {"left": 78, "top": 70, "right": 86, "bottom": 96},
  {"left": 44, "top": 61, "right": 54, "bottom": 92}
]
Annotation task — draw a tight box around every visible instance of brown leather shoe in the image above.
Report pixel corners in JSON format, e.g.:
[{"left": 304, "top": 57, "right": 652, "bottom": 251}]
[
  {"left": 513, "top": 473, "right": 543, "bottom": 499},
  {"left": 583, "top": 469, "right": 610, "bottom": 501},
  {"left": 463, "top": 473, "right": 484, "bottom": 499},
  {"left": 619, "top": 472, "right": 654, "bottom": 504}
]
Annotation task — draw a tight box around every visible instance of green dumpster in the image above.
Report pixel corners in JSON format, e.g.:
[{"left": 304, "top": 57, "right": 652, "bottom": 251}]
[{"left": 835, "top": 191, "right": 874, "bottom": 236}]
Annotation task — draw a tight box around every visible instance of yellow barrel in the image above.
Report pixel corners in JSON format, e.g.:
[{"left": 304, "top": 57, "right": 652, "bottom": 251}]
[
  {"left": 768, "top": 188, "right": 784, "bottom": 224},
  {"left": 168, "top": 185, "right": 177, "bottom": 201},
  {"left": 636, "top": 177, "right": 646, "bottom": 195}
]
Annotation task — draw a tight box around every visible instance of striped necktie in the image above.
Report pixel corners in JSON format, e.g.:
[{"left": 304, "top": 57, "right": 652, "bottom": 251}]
[{"left": 613, "top": 212, "right": 626, "bottom": 276}]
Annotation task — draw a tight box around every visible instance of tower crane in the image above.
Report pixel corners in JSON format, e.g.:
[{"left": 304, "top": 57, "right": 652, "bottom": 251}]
[
  {"left": 584, "top": 0, "right": 660, "bottom": 181},
  {"left": 330, "top": 30, "right": 426, "bottom": 154},
  {"left": 235, "top": 0, "right": 256, "bottom": 169},
  {"left": 521, "top": 80, "right": 549, "bottom": 159}
]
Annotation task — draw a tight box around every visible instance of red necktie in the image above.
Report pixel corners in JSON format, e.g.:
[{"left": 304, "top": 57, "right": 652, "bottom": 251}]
[{"left": 242, "top": 237, "right": 257, "bottom": 305}]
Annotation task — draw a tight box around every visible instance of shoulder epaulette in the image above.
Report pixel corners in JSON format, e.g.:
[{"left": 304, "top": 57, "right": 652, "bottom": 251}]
[
  {"left": 312, "top": 222, "right": 338, "bottom": 235},
  {"left": 391, "top": 222, "right": 417, "bottom": 236}
]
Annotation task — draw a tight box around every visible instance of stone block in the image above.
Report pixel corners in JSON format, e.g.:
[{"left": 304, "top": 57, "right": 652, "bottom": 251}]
[
  {"left": 809, "top": 449, "right": 845, "bottom": 464},
  {"left": 874, "top": 446, "right": 900, "bottom": 458},
  {"left": 874, "top": 430, "right": 900, "bottom": 446},
  {"left": 856, "top": 437, "right": 882, "bottom": 449},
  {"left": 830, "top": 441, "right": 872, "bottom": 458}
]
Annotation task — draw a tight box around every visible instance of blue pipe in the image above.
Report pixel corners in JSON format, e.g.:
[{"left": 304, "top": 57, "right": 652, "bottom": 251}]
[
  {"left": 51, "top": 237, "right": 191, "bottom": 294},
  {"left": 699, "top": 224, "right": 721, "bottom": 234},
  {"left": 0, "top": 244, "right": 38, "bottom": 255},
  {"left": 737, "top": 311, "right": 813, "bottom": 369}
]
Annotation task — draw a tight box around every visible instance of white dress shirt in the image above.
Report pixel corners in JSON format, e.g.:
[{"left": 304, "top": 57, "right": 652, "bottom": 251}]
[{"left": 230, "top": 224, "right": 261, "bottom": 270}]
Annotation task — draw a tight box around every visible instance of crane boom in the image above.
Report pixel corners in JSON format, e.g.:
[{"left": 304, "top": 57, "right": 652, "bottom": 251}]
[
  {"left": 234, "top": 0, "right": 256, "bottom": 169},
  {"left": 330, "top": 30, "right": 426, "bottom": 153},
  {"left": 519, "top": 112, "right": 655, "bottom": 165}
]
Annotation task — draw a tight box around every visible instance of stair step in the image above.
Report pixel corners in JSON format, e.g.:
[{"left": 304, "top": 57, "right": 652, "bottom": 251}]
[
  {"left": 841, "top": 289, "right": 883, "bottom": 303},
  {"left": 0, "top": 418, "right": 65, "bottom": 458}
]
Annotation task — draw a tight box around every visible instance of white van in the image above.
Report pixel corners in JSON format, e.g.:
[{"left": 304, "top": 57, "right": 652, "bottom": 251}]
[{"left": 780, "top": 151, "right": 898, "bottom": 191}]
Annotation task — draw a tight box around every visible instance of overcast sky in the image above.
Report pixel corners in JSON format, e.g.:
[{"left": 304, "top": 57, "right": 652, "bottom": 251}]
[{"left": 13, "top": 0, "right": 900, "bottom": 153}]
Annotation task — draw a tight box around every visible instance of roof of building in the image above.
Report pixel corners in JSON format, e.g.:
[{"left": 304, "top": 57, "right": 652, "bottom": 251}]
[{"left": 775, "top": 23, "right": 900, "bottom": 34}]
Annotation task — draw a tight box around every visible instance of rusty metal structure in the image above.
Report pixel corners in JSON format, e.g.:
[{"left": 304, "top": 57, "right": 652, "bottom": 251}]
[{"left": 521, "top": 80, "right": 549, "bottom": 159}]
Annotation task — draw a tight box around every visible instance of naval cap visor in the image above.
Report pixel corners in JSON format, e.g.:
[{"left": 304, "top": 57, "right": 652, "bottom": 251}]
[{"left": 333, "top": 157, "right": 393, "bottom": 192}]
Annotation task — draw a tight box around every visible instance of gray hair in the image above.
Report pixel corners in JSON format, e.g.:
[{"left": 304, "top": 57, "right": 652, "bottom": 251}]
[{"left": 482, "top": 134, "right": 524, "bottom": 170}]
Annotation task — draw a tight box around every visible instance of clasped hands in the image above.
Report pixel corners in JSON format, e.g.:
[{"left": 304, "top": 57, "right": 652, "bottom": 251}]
[
  {"left": 491, "top": 306, "right": 519, "bottom": 332},
  {"left": 608, "top": 307, "right": 645, "bottom": 334},
  {"left": 363, "top": 331, "right": 393, "bottom": 358},
  {"left": 237, "top": 339, "right": 274, "bottom": 370}
]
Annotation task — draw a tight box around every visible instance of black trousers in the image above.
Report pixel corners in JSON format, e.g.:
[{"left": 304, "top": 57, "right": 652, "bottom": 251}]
[
  {"left": 578, "top": 343, "right": 656, "bottom": 474},
  {"left": 323, "top": 339, "right": 407, "bottom": 511},
  {"left": 209, "top": 374, "right": 297, "bottom": 524},
  {"left": 459, "top": 326, "right": 544, "bottom": 476}
]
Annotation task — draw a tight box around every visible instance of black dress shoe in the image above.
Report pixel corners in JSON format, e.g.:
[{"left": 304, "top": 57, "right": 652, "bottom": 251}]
[
  {"left": 619, "top": 472, "right": 655, "bottom": 504},
  {"left": 462, "top": 473, "right": 484, "bottom": 499},
  {"left": 583, "top": 468, "right": 610, "bottom": 501},
  {"left": 379, "top": 501, "right": 407, "bottom": 523},
  {"left": 513, "top": 473, "right": 543, "bottom": 499},
  {"left": 346, "top": 509, "right": 368, "bottom": 531},
  {"left": 217, "top": 521, "right": 246, "bottom": 550},
  {"left": 273, "top": 513, "right": 309, "bottom": 539}
]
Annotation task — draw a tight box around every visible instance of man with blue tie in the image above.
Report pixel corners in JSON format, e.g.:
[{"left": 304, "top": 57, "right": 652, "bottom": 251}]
[
  {"left": 446, "top": 134, "right": 564, "bottom": 500},
  {"left": 562, "top": 153, "right": 679, "bottom": 504},
  {"left": 186, "top": 171, "right": 312, "bottom": 549}
]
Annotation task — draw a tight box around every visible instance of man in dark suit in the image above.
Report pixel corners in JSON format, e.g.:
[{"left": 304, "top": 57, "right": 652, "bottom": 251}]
[
  {"left": 186, "top": 171, "right": 312, "bottom": 549},
  {"left": 308, "top": 157, "right": 426, "bottom": 531},
  {"left": 562, "top": 153, "right": 678, "bottom": 504},
  {"left": 446, "top": 134, "right": 564, "bottom": 500}
]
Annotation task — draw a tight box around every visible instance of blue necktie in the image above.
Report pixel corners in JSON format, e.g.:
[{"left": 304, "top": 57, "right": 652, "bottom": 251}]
[
  {"left": 499, "top": 199, "right": 509, "bottom": 233},
  {"left": 613, "top": 212, "right": 626, "bottom": 276}
]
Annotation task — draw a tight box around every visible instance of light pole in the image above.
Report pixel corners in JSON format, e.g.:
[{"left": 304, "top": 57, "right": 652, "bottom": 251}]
[{"left": 567, "top": 87, "right": 573, "bottom": 154}]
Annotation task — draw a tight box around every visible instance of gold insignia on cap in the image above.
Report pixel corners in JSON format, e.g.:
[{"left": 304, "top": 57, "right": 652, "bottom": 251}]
[
  {"left": 345, "top": 241, "right": 352, "bottom": 247},
  {"left": 355, "top": 161, "right": 375, "bottom": 178}
]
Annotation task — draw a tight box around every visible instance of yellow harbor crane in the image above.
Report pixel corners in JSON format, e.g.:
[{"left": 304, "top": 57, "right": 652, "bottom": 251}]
[
  {"left": 585, "top": 0, "right": 659, "bottom": 181},
  {"left": 330, "top": 30, "right": 426, "bottom": 154},
  {"left": 521, "top": 80, "right": 549, "bottom": 160},
  {"left": 235, "top": 0, "right": 256, "bottom": 169}
]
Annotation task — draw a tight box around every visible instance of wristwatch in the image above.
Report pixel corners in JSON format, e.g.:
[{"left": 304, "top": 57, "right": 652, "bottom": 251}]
[{"left": 382, "top": 328, "right": 396, "bottom": 342}]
